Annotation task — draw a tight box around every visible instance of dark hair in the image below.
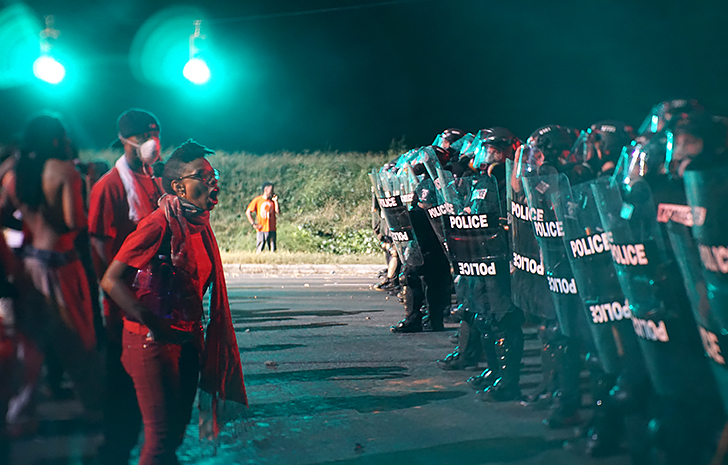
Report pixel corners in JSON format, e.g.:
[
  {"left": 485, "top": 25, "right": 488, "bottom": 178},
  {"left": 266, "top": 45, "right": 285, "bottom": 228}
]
[
  {"left": 261, "top": 181, "right": 274, "bottom": 191},
  {"left": 161, "top": 139, "right": 214, "bottom": 194},
  {"left": 15, "top": 113, "right": 68, "bottom": 210}
]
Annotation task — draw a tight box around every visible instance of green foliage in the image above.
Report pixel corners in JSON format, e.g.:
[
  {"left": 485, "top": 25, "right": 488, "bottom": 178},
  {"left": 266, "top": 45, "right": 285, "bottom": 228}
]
[{"left": 81, "top": 148, "right": 391, "bottom": 254}]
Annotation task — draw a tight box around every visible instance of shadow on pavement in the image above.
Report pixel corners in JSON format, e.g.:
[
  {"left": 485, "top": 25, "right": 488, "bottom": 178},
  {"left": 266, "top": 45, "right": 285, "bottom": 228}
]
[
  {"left": 245, "top": 366, "right": 410, "bottom": 385},
  {"left": 248, "top": 390, "right": 467, "bottom": 418}
]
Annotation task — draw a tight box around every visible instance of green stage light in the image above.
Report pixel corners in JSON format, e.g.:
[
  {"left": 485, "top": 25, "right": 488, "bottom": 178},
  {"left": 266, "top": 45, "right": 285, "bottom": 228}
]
[
  {"left": 183, "top": 57, "right": 210, "bottom": 84},
  {"left": 33, "top": 55, "right": 65, "bottom": 84},
  {"left": 130, "top": 6, "right": 209, "bottom": 88},
  {"left": 183, "top": 20, "right": 210, "bottom": 85},
  {"left": 32, "top": 15, "right": 64, "bottom": 84},
  {"left": 0, "top": 4, "right": 42, "bottom": 89}
]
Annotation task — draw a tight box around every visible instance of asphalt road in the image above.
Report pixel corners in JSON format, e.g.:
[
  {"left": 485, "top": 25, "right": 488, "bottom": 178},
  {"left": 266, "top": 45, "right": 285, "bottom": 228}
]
[{"left": 9, "top": 271, "right": 631, "bottom": 465}]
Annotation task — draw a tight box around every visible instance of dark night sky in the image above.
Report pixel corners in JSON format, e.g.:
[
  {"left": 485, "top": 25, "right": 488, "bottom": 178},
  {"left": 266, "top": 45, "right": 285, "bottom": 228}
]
[{"left": 1, "top": 0, "right": 728, "bottom": 153}]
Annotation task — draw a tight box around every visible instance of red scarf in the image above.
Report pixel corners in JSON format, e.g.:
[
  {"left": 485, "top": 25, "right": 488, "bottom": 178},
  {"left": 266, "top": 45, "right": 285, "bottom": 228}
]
[{"left": 159, "top": 195, "right": 248, "bottom": 435}]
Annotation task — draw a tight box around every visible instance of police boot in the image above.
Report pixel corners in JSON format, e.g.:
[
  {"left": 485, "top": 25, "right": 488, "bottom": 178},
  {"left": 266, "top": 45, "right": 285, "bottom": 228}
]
[
  {"left": 423, "top": 284, "right": 449, "bottom": 332},
  {"left": 543, "top": 337, "right": 582, "bottom": 428},
  {"left": 390, "top": 285, "right": 423, "bottom": 333},
  {"left": 437, "top": 318, "right": 481, "bottom": 370},
  {"left": 467, "top": 321, "right": 499, "bottom": 391},
  {"left": 522, "top": 322, "right": 558, "bottom": 407},
  {"left": 476, "top": 314, "right": 524, "bottom": 402},
  {"left": 563, "top": 354, "right": 623, "bottom": 457},
  {"left": 583, "top": 355, "right": 622, "bottom": 457},
  {"left": 373, "top": 277, "right": 398, "bottom": 291}
]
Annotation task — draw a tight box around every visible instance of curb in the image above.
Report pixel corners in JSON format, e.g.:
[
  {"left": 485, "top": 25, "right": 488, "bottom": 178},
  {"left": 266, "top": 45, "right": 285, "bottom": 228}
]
[{"left": 223, "top": 264, "right": 384, "bottom": 275}]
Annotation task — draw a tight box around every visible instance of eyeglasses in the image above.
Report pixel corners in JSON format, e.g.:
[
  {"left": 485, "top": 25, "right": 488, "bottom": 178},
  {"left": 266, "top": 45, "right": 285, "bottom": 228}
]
[{"left": 179, "top": 168, "right": 219, "bottom": 187}]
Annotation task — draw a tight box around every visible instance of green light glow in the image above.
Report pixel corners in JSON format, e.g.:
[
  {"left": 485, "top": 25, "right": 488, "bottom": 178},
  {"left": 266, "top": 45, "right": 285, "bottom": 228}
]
[
  {"left": 0, "top": 4, "right": 42, "bottom": 89},
  {"left": 129, "top": 6, "right": 210, "bottom": 88},
  {"left": 183, "top": 57, "right": 210, "bottom": 85},
  {"left": 33, "top": 55, "right": 65, "bottom": 84}
]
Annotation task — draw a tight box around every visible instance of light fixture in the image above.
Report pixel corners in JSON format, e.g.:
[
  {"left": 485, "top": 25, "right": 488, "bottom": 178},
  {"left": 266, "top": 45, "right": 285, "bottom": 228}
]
[
  {"left": 183, "top": 20, "right": 209, "bottom": 85},
  {"left": 33, "top": 15, "right": 65, "bottom": 84}
]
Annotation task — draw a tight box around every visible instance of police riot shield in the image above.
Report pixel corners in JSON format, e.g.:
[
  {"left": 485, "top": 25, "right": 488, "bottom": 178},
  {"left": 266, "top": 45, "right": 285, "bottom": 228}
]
[
  {"left": 684, "top": 165, "right": 728, "bottom": 330},
  {"left": 433, "top": 167, "right": 513, "bottom": 319},
  {"left": 370, "top": 170, "right": 423, "bottom": 267},
  {"left": 591, "top": 177, "right": 720, "bottom": 400},
  {"left": 413, "top": 177, "right": 449, "bottom": 253},
  {"left": 522, "top": 173, "right": 585, "bottom": 338},
  {"left": 397, "top": 162, "right": 418, "bottom": 207},
  {"left": 553, "top": 177, "right": 642, "bottom": 376},
  {"left": 505, "top": 159, "right": 554, "bottom": 320},
  {"left": 413, "top": 148, "right": 451, "bottom": 254},
  {"left": 683, "top": 165, "right": 728, "bottom": 410}
]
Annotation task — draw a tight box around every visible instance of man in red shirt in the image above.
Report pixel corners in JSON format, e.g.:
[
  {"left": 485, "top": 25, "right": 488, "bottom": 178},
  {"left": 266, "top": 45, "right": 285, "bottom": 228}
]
[
  {"left": 88, "top": 108, "right": 163, "bottom": 465},
  {"left": 246, "top": 182, "right": 280, "bottom": 252}
]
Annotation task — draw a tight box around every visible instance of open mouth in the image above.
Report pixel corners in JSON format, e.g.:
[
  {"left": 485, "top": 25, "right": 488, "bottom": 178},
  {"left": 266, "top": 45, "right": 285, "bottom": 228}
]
[{"left": 209, "top": 188, "right": 220, "bottom": 205}]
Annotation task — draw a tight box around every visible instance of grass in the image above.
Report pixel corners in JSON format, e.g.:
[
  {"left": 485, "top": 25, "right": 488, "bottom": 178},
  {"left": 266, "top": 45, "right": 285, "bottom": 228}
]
[
  {"left": 220, "top": 250, "right": 384, "bottom": 265},
  {"left": 80, "top": 144, "right": 406, "bottom": 264}
]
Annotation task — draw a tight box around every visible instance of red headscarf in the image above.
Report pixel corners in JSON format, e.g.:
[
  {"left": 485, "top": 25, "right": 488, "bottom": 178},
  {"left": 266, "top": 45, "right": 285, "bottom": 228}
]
[{"left": 137, "top": 195, "right": 248, "bottom": 435}]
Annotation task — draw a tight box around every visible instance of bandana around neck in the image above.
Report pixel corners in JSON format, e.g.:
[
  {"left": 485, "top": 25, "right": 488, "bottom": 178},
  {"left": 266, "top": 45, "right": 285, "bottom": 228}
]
[
  {"left": 156, "top": 194, "right": 249, "bottom": 436},
  {"left": 158, "top": 194, "right": 210, "bottom": 276}
]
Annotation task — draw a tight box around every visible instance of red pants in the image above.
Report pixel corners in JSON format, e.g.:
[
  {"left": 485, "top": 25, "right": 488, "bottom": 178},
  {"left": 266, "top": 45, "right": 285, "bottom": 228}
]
[{"left": 121, "top": 328, "right": 201, "bottom": 465}]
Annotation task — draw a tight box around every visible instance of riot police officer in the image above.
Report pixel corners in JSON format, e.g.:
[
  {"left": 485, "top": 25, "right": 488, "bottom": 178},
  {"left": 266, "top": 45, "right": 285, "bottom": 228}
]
[
  {"left": 597, "top": 100, "right": 726, "bottom": 464},
  {"left": 517, "top": 125, "right": 586, "bottom": 428},
  {"left": 433, "top": 127, "right": 526, "bottom": 402},
  {"left": 390, "top": 146, "right": 454, "bottom": 333},
  {"left": 572, "top": 121, "right": 636, "bottom": 177}
]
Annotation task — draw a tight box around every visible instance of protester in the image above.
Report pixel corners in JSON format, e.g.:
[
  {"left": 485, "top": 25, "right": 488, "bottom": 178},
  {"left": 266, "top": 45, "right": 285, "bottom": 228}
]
[
  {"left": 101, "top": 140, "right": 247, "bottom": 465},
  {"left": 1, "top": 113, "right": 104, "bottom": 423},
  {"left": 88, "top": 108, "right": 163, "bottom": 465}
]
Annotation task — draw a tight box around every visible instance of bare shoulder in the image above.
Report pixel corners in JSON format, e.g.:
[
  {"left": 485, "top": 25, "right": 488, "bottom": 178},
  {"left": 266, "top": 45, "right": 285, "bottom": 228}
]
[
  {"left": 44, "top": 159, "right": 80, "bottom": 185},
  {"left": 2, "top": 169, "right": 16, "bottom": 189},
  {"left": 1, "top": 170, "right": 18, "bottom": 205}
]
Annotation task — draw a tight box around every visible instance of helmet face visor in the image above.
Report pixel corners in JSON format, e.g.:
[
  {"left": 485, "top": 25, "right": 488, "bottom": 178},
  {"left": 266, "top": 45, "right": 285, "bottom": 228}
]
[
  {"left": 637, "top": 110, "right": 662, "bottom": 137},
  {"left": 433, "top": 129, "right": 465, "bottom": 149},
  {"left": 613, "top": 139, "right": 666, "bottom": 188},
  {"left": 569, "top": 129, "right": 598, "bottom": 165},
  {"left": 433, "top": 133, "right": 448, "bottom": 149},
  {"left": 524, "top": 141, "right": 545, "bottom": 170},
  {"left": 664, "top": 129, "right": 704, "bottom": 179},
  {"left": 619, "top": 144, "right": 648, "bottom": 189},
  {"left": 451, "top": 133, "right": 475, "bottom": 156},
  {"left": 471, "top": 139, "right": 509, "bottom": 169}
]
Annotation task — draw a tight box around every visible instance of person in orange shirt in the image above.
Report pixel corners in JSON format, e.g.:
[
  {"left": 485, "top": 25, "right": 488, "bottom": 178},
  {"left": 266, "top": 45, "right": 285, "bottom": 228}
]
[{"left": 246, "top": 182, "right": 280, "bottom": 252}]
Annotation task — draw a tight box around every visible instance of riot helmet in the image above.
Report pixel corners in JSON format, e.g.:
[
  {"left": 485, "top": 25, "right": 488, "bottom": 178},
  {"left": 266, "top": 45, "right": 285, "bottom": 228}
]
[
  {"left": 613, "top": 135, "right": 671, "bottom": 190},
  {"left": 453, "top": 133, "right": 476, "bottom": 157},
  {"left": 433, "top": 128, "right": 466, "bottom": 149},
  {"left": 382, "top": 159, "right": 398, "bottom": 172},
  {"left": 470, "top": 127, "right": 521, "bottom": 171},
  {"left": 572, "top": 121, "right": 635, "bottom": 174},
  {"left": 524, "top": 125, "right": 580, "bottom": 175},
  {"left": 614, "top": 100, "right": 705, "bottom": 187},
  {"left": 405, "top": 145, "right": 449, "bottom": 177},
  {"left": 433, "top": 128, "right": 468, "bottom": 165},
  {"left": 431, "top": 145, "right": 451, "bottom": 166},
  {"left": 636, "top": 99, "right": 704, "bottom": 139},
  {"left": 666, "top": 113, "right": 728, "bottom": 177}
]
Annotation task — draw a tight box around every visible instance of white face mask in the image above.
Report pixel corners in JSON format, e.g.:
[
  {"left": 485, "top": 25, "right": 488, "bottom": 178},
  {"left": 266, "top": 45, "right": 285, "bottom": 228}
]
[
  {"left": 138, "top": 138, "right": 159, "bottom": 164},
  {"left": 120, "top": 134, "right": 160, "bottom": 165}
]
